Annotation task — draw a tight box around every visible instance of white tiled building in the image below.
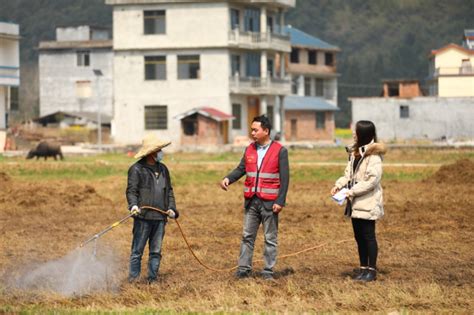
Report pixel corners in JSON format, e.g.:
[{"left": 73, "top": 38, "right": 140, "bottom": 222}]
[
  {"left": 106, "top": 0, "right": 295, "bottom": 146},
  {"left": 0, "top": 21, "right": 20, "bottom": 130}
]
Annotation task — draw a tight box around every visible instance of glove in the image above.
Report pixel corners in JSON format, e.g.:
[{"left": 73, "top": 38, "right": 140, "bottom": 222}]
[
  {"left": 167, "top": 209, "right": 176, "bottom": 219},
  {"left": 130, "top": 205, "right": 141, "bottom": 216}
]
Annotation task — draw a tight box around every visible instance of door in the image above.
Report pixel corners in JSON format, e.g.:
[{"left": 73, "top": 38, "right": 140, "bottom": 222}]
[
  {"left": 291, "top": 119, "right": 297, "bottom": 141},
  {"left": 247, "top": 97, "right": 260, "bottom": 137},
  {"left": 220, "top": 121, "right": 229, "bottom": 144}
]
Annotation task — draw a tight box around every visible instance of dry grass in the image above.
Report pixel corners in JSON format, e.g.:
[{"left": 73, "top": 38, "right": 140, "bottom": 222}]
[{"left": 0, "top": 150, "right": 473, "bottom": 313}]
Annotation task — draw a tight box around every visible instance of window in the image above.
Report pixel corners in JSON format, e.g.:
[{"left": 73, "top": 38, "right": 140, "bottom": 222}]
[
  {"left": 231, "top": 55, "right": 240, "bottom": 76},
  {"left": 267, "top": 59, "right": 274, "bottom": 77},
  {"left": 267, "top": 105, "right": 274, "bottom": 127},
  {"left": 244, "top": 8, "right": 260, "bottom": 32},
  {"left": 10, "top": 87, "right": 19, "bottom": 111},
  {"left": 388, "top": 83, "right": 399, "bottom": 96},
  {"left": 316, "top": 78, "right": 324, "bottom": 97},
  {"left": 145, "top": 56, "right": 166, "bottom": 80},
  {"left": 245, "top": 52, "right": 261, "bottom": 77},
  {"left": 77, "top": 50, "right": 90, "bottom": 67},
  {"left": 232, "top": 103, "right": 242, "bottom": 129},
  {"left": 267, "top": 16, "right": 274, "bottom": 33},
  {"left": 291, "top": 76, "right": 298, "bottom": 94},
  {"left": 144, "top": 10, "right": 166, "bottom": 34},
  {"left": 400, "top": 105, "right": 409, "bottom": 119},
  {"left": 182, "top": 115, "right": 197, "bottom": 135},
  {"left": 325, "top": 52, "right": 334, "bottom": 66},
  {"left": 230, "top": 9, "right": 240, "bottom": 30},
  {"left": 290, "top": 48, "right": 299, "bottom": 63},
  {"left": 75, "top": 81, "right": 92, "bottom": 98},
  {"left": 304, "top": 77, "right": 311, "bottom": 96},
  {"left": 316, "top": 112, "right": 325, "bottom": 129},
  {"left": 145, "top": 105, "right": 167, "bottom": 129},
  {"left": 308, "top": 50, "right": 317, "bottom": 65},
  {"left": 178, "top": 55, "right": 200, "bottom": 79}
]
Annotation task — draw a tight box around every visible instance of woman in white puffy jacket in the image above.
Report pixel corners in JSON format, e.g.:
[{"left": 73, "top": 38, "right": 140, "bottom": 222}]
[{"left": 331, "top": 120, "right": 386, "bottom": 282}]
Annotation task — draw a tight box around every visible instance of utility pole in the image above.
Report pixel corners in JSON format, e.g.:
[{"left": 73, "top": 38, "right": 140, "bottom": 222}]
[{"left": 93, "top": 69, "right": 103, "bottom": 151}]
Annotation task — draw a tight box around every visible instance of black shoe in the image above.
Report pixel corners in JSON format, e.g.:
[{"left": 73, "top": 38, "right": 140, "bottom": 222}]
[
  {"left": 235, "top": 270, "right": 251, "bottom": 279},
  {"left": 147, "top": 277, "right": 158, "bottom": 284},
  {"left": 353, "top": 268, "right": 368, "bottom": 281},
  {"left": 261, "top": 273, "right": 274, "bottom": 281},
  {"left": 361, "top": 268, "right": 377, "bottom": 282}
]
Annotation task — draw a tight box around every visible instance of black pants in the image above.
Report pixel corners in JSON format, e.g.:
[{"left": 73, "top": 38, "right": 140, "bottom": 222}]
[{"left": 351, "top": 218, "right": 378, "bottom": 269}]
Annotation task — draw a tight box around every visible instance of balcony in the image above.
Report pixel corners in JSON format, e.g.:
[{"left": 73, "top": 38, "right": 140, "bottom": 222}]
[
  {"left": 228, "top": 30, "right": 291, "bottom": 52},
  {"left": 0, "top": 66, "right": 20, "bottom": 86},
  {"left": 230, "top": 75, "right": 291, "bottom": 95},
  {"left": 432, "top": 66, "right": 474, "bottom": 77}
]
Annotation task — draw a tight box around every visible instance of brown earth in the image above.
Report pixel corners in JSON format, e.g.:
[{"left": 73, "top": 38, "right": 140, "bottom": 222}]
[{"left": 0, "top": 160, "right": 473, "bottom": 312}]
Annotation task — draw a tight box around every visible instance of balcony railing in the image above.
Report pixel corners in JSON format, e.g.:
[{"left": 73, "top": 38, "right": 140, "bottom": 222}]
[
  {"left": 432, "top": 66, "right": 474, "bottom": 76},
  {"left": 0, "top": 66, "right": 20, "bottom": 85},
  {"left": 228, "top": 29, "right": 291, "bottom": 52},
  {"left": 230, "top": 74, "right": 291, "bottom": 95}
]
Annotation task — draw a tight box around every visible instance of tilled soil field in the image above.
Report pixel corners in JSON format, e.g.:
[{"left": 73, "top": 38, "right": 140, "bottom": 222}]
[{"left": 0, "top": 158, "right": 473, "bottom": 313}]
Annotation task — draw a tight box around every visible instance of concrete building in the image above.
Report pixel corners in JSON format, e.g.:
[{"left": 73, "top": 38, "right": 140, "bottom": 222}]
[
  {"left": 352, "top": 28, "right": 474, "bottom": 142},
  {"left": 427, "top": 29, "right": 474, "bottom": 97},
  {"left": 284, "top": 26, "right": 339, "bottom": 141},
  {"left": 0, "top": 21, "right": 20, "bottom": 130},
  {"left": 105, "top": 0, "right": 295, "bottom": 146},
  {"left": 38, "top": 26, "right": 113, "bottom": 123},
  {"left": 351, "top": 96, "right": 474, "bottom": 140}
]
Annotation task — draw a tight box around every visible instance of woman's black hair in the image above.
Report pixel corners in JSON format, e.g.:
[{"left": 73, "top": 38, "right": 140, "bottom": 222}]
[{"left": 355, "top": 120, "right": 377, "bottom": 151}]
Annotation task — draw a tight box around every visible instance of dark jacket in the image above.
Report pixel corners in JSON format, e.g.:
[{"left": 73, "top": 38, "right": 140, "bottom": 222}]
[
  {"left": 226, "top": 142, "right": 290, "bottom": 210},
  {"left": 126, "top": 159, "right": 179, "bottom": 220}
]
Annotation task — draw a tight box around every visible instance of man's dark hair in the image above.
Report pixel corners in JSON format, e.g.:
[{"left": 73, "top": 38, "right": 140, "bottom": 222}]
[{"left": 252, "top": 115, "right": 272, "bottom": 134}]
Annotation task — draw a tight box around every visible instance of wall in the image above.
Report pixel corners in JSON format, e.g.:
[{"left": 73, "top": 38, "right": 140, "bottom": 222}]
[
  {"left": 39, "top": 49, "right": 114, "bottom": 117},
  {"left": 352, "top": 97, "right": 474, "bottom": 140},
  {"left": 113, "top": 3, "right": 229, "bottom": 50},
  {"left": 112, "top": 48, "right": 231, "bottom": 145},
  {"left": 284, "top": 110, "right": 334, "bottom": 141},
  {"left": 181, "top": 115, "right": 220, "bottom": 146}
]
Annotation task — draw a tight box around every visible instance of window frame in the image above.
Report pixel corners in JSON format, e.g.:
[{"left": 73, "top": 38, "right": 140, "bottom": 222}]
[
  {"left": 308, "top": 50, "right": 317, "bottom": 65},
  {"left": 144, "top": 10, "right": 166, "bottom": 35},
  {"left": 400, "top": 105, "right": 410, "bottom": 119},
  {"left": 178, "top": 55, "right": 201, "bottom": 80},
  {"left": 290, "top": 48, "right": 299, "bottom": 63},
  {"left": 316, "top": 112, "right": 326, "bottom": 129},
  {"left": 76, "top": 50, "right": 90, "bottom": 67},
  {"left": 144, "top": 105, "right": 168, "bottom": 130},
  {"left": 145, "top": 55, "right": 167, "bottom": 80},
  {"left": 232, "top": 103, "right": 242, "bottom": 130}
]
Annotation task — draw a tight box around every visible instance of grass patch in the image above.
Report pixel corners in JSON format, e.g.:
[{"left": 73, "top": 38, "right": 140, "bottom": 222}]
[{"left": 335, "top": 128, "right": 353, "bottom": 139}]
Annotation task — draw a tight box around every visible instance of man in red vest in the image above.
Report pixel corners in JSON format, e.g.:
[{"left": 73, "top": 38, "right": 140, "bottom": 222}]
[{"left": 220, "top": 115, "right": 289, "bottom": 280}]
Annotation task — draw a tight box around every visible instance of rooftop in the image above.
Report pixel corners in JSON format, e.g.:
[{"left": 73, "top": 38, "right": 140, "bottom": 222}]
[
  {"left": 38, "top": 40, "right": 113, "bottom": 51},
  {"left": 175, "top": 107, "right": 234, "bottom": 122},
  {"left": 286, "top": 26, "right": 340, "bottom": 51},
  {"left": 285, "top": 96, "right": 339, "bottom": 111}
]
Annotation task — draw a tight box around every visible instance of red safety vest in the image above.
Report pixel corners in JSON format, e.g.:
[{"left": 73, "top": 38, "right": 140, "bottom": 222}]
[{"left": 244, "top": 141, "right": 282, "bottom": 201}]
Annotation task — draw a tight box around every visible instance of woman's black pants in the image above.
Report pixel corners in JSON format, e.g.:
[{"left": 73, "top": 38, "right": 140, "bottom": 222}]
[{"left": 351, "top": 218, "right": 378, "bottom": 268}]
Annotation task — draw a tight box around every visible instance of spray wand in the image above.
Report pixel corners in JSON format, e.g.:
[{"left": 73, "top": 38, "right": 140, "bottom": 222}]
[{"left": 80, "top": 213, "right": 133, "bottom": 248}]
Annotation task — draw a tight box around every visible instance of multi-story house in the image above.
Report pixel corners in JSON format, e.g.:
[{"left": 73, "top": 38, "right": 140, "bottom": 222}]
[
  {"left": 0, "top": 21, "right": 20, "bottom": 130},
  {"left": 428, "top": 29, "right": 474, "bottom": 97},
  {"left": 351, "top": 29, "right": 474, "bottom": 141},
  {"left": 38, "top": 26, "right": 113, "bottom": 123},
  {"left": 284, "top": 26, "right": 339, "bottom": 141},
  {"left": 106, "top": 0, "right": 295, "bottom": 146}
]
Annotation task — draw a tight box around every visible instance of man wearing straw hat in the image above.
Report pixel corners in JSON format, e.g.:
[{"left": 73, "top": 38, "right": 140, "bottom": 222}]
[{"left": 126, "top": 133, "right": 179, "bottom": 284}]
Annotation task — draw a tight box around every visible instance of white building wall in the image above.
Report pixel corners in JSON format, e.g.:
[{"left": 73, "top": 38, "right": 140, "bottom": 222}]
[
  {"left": 0, "top": 87, "right": 6, "bottom": 129},
  {"left": 113, "top": 3, "right": 229, "bottom": 51},
  {"left": 352, "top": 97, "right": 474, "bottom": 140},
  {"left": 113, "top": 49, "right": 231, "bottom": 145},
  {"left": 39, "top": 49, "right": 114, "bottom": 117}
]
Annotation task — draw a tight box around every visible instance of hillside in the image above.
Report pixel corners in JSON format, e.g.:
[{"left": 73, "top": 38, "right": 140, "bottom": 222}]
[{"left": 1, "top": 0, "right": 473, "bottom": 126}]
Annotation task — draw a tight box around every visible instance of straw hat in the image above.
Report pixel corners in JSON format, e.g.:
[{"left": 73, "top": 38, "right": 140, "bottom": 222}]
[{"left": 134, "top": 133, "right": 171, "bottom": 159}]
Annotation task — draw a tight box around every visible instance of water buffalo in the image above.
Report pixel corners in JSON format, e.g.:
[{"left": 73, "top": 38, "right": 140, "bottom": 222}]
[{"left": 26, "top": 141, "right": 64, "bottom": 160}]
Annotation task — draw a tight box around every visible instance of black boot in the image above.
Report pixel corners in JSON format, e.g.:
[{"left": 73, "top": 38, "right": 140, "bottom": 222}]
[
  {"left": 361, "top": 268, "right": 377, "bottom": 282},
  {"left": 353, "top": 267, "right": 368, "bottom": 281}
]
